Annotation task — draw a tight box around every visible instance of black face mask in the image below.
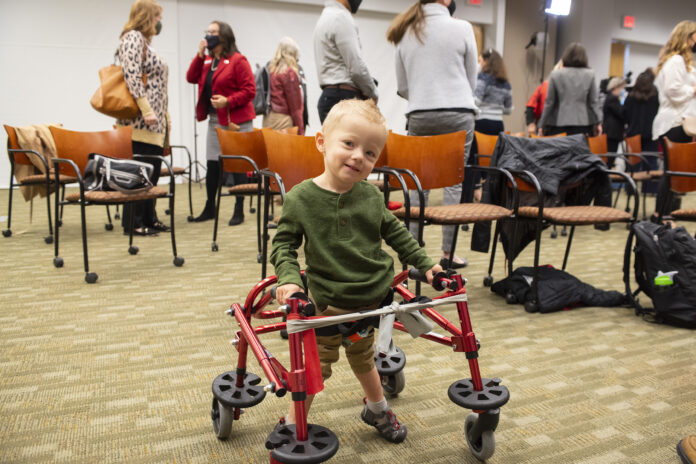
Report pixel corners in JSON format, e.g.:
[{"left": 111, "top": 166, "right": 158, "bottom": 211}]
[
  {"left": 155, "top": 21, "right": 162, "bottom": 35},
  {"left": 348, "top": 0, "right": 362, "bottom": 14},
  {"left": 448, "top": 0, "right": 456, "bottom": 16},
  {"left": 205, "top": 35, "right": 220, "bottom": 51}
]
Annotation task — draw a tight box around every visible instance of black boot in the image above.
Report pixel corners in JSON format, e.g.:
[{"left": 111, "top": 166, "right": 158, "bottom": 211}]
[
  {"left": 228, "top": 197, "right": 245, "bottom": 226},
  {"left": 194, "top": 200, "right": 215, "bottom": 222}
]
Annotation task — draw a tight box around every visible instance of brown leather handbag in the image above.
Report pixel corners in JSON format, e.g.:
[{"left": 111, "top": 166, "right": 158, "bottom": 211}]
[{"left": 90, "top": 43, "right": 147, "bottom": 120}]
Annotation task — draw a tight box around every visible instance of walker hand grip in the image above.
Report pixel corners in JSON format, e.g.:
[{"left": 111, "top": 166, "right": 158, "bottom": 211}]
[
  {"left": 408, "top": 268, "right": 429, "bottom": 283},
  {"left": 408, "top": 269, "right": 457, "bottom": 292}
]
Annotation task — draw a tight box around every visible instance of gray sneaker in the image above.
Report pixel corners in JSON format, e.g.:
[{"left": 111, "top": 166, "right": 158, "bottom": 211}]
[{"left": 360, "top": 404, "right": 407, "bottom": 443}]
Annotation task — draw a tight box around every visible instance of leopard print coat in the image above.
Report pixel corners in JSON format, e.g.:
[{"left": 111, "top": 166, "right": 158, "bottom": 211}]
[{"left": 116, "top": 30, "right": 169, "bottom": 147}]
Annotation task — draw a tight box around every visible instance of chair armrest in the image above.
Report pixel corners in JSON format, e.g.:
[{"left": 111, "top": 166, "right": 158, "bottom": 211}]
[
  {"left": 373, "top": 166, "right": 412, "bottom": 212},
  {"left": 8, "top": 148, "right": 50, "bottom": 172},
  {"left": 168, "top": 145, "right": 193, "bottom": 167},
  {"left": 504, "top": 169, "right": 543, "bottom": 217},
  {"left": 134, "top": 154, "right": 175, "bottom": 194},
  {"left": 219, "top": 154, "right": 261, "bottom": 178},
  {"left": 603, "top": 169, "right": 639, "bottom": 219},
  {"left": 258, "top": 168, "right": 287, "bottom": 199}
]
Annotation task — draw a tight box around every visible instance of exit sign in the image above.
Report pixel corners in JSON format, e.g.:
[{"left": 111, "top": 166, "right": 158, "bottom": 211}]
[
  {"left": 623, "top": 15, "right": 635, "bottom": 29},
  {"left": 469, "top": 0, "right": 482, "bottom": 5}
]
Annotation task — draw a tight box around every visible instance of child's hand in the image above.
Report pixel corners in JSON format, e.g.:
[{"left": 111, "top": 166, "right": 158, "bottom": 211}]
[
  {"left": 275, "top": 283, "right": 304, "bottom": 305},
  {"left": 425, "top": 264, "right": 444, "bottom": 284}
]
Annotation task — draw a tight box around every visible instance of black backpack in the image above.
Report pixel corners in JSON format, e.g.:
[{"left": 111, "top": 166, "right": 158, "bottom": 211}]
[{"left": 626, "top": 221, "right": 696, "bottom": 328}]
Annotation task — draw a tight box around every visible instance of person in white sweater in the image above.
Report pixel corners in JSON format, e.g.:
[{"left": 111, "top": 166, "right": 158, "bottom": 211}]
[
  {"left": 387, "top": 0, "right": 478, "bottom": 269},
  {"left": 652, "top": 20, "right": 696, "bottom": 144}
]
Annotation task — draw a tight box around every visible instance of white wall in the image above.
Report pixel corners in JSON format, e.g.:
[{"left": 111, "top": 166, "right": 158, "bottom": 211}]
[{"left": 625, "top": 41, "right": 662, "bottom": 80}]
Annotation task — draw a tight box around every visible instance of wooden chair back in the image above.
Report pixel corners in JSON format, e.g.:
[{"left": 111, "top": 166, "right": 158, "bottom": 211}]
[
  {"left": 4, "top": 124, "right": 32, "bottom": 166},
  {"left": 216, "top": 127, "right": 268, "bottom": 173},
  {"left": 49, "top": 126, "right": 133, "bottom": 175},
  {"left": 664, "top": 139, "right": 696, "bottom": 193},
  {"left": 529, "top": 132, "right": 567, "bottom": 138},
  {"left": 586, "top": 134, "right": 608, "bottom": 154},
  {"left": 623, "top": 134, "right": 643, "bottom": 167},
  {"left": 474, "top": 131, "right": 498, "bottom": 167},
  {"left": 385, "top": 131, "right": 467, "bottom": 190},
  {"left": 262, "top": 129, "right": 324, "bottom": 193},
  {"left": 279, "top": 126, "right": 299, "bottom": 135}
]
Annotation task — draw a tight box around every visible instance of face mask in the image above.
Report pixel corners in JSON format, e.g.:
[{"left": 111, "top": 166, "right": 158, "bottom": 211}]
[
  {"left": 205, "top": 35, "right": 220, "bottom": 51},
  {"left": 155, "top": 21, "right": 162, "bottom": 35},
  {"left": 448, "top": 0, "right": 457, "bottom": 16},
  {"left": 348, "top": 0, "right": 362, "bottom": 13}
]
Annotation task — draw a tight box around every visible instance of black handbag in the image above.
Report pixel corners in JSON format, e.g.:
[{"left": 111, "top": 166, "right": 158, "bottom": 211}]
[{"left": 84, "top": 153, "right": 154, "bottom": 194}]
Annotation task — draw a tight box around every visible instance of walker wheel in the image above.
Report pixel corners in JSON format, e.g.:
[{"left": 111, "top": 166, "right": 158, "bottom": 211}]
[
  {"left": 374, "top": 346, "right": 406, "bottom": 376},
  {"left": 267, "top": 423, "right": 339, "bottom": 464},
  {"left": 212, "top": 371, "right": 267, "bottom": 409},
  {"left": 465, "top": 413, "right": 496, "bottom": 461},
  {"left": 381, "top": 370, "right": 405, "bottom": 397},
  {"left": 211, "top": 397, "right": 233, "bottom": 440}
]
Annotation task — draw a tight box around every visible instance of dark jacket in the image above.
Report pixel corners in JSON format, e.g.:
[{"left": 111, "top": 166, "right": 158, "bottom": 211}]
[
  {"left": 603, "top": 93, "right": 625, "bottom": 140},
  {"left": 623, "top": 93, "right": 659, "bottom": 140}
]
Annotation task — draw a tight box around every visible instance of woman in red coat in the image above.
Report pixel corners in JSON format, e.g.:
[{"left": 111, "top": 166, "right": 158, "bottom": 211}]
[{"left": 186, "top": 21, "right": 255, "bottom": 224}]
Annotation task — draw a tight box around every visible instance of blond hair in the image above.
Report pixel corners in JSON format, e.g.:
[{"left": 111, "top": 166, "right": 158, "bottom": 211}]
[
  {"left": 657, "top": 20, "right": 696, "bottom": 73},
  {"left": 322, "top": 99, "right": 387, "bottom": 139},
  {"left": 386, "top": 1, "right": 438, "bottom": 45},
  {"left": 121, "top": 0, "right": 162, "bottom": 40},
  {"left": 268, "top": 37, "right": 299, "bottom": 75}
]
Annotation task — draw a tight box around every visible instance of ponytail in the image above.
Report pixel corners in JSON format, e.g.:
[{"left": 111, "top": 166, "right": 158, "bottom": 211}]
[{"left": 387, "top": 1, "right": 437, "bottom": 45}]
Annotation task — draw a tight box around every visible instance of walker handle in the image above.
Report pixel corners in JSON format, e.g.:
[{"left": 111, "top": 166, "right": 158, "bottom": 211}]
[{"left": 408, "top": 268, "right": 458, "bottom": 292}]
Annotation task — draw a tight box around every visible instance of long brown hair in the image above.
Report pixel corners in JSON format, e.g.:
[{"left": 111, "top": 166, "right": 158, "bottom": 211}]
[
  {"left": 657, "top": 20, "right": 696, "bottom": 73},
  {"left": 120, "top": 0, "right": 162, "bottom": 40},
  {"left": 481, "top": 48, "right": 509, "bottom": 83},
  {"left": 213, "top": 21, "right": 239, "bottom": 56},
  {"left": 386, "top": 0, "right": 438, "bottom": 45},
  {"left": 629, "top": 68, "right": 657, "bottom": 101}
]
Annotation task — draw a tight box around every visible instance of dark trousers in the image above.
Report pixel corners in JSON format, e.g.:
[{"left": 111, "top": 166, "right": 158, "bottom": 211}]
[
  {"left": 205, "top": 160, "right": 245, "bottom": 210},
  {"left": 122, "top": 141, "right": 163, "bottom": 231},
  {"left": 317, "top": 88, "right": 362, "bottom": 124},
  {"left": 463, "top": 119, "right": 504, "bottom": 202},
  {"left": 655, "top": 126, "right": 695, "bottom": 216}
]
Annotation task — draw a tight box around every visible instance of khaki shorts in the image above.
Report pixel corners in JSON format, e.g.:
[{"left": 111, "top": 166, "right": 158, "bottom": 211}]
[{"left": 314, "top": 301, "right": 381, "bottom": 380}]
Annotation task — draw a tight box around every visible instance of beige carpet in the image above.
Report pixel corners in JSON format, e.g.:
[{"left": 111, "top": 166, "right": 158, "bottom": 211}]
[{"left": 0, "top": 184, "right": 694, "bottom": 463}]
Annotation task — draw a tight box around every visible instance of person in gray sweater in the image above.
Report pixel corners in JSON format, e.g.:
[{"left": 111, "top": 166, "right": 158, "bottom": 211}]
[
  {"left": 538, "top": 43, "right": 602, "bottom": 137},
  {"left": 387, "top": 0, "right": 478, "bottom": 269}
]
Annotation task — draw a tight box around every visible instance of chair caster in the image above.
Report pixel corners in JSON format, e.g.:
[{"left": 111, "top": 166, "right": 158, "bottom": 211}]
[
  {"left": 105, "top": 223, "right": 114, "bottom": 231},
  {"left": 114, "top": 213, "right": 120, "bottom": 220},
  {"left": 57, "top": 220, "right": 63, "bottom": 227},
  {"left": 187, "top": 215, "right": 194, "bottom": 222},
  {"left": 550, "top": 229, "right": 558, "bottom": 239},
  {"left": 483, "top": 275, "right": 493, "bottom": 287},
  {"left": 461, "top": 224, "right": 469, "bottom": 231},
  {"left": 524, "top": 301, "right": 539, "bottom": 313},
  {"left": 128, "top": 246, "right": 139, "bottom": 255},
  {"left": 560, "top": 227, "right": 568, "bottom": 237},
  {"left": 53, "top": 257, "right": 64, "bottom": 268},
  {"left": 85, "top": 272, "right": 98, "bottom": 284},
  {"left": 2, "top": 229, "right": 11, "bottom": 237},
  {"left": 212, "top": 243, "right": 219, "bottom": 252},
  {"left": 505, "top": 292, "right": 517, "bottom": 304},
  {"left": 250, "top": 207, "right": 256, "bottom": 214},
  {"left": 173, "top": 256, "right": 185, "bottom": 267},
  {"left": 165, "top": 208, "right": 171, "bottom": 215},
  {"left": 44, "top": 235, "right": 53, "bottom": 244},
  {"left": 256, "top": 253, "right": 262, "bottom": 263}
]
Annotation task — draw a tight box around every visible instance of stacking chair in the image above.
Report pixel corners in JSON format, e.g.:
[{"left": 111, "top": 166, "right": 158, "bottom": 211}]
[
  {"left": 49, "top": 126, "right": 183, "bottom": 283},
  {"left": 623, "top": 134, "right": 663, "bottom": 219},
  {"left": 213, "top": 127, "right": 269, "bottom": 256},
  {"left": 3, "top": 124, "right": 77, "bottom": 244},
  {"left": 658, "top": 140, "right": 696, "bottom": 226},
  {"left": 383, "top": 131, "right": 518, "bottom": 288},
  {"left": 164, "top": 144, "right": 194, "bottom": 222},
  {"left": 258, "top": 129, "right": 324, "bottom": 279},
  {"left": 497, "top": 134, "right": 638, "bottom": 312}
]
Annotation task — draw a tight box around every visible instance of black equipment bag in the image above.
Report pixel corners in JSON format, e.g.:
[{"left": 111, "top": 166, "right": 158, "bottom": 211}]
[
  {"left": 83, "top": 153, "right": 154, "bottom": 194},
  {"left": 627, "top": 221, "right": 696, "bottom": 328}
]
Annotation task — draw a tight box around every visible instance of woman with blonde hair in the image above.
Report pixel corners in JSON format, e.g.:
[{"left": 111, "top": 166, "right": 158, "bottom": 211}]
[
  {"left": 263, "top": 37, "right": 305, "bottom": 135},
  {"left": 652, "top": 20, "right": 696, "bottom": 144},
  {"left": 117, "top": 0, "right": 170, "bottom": 235},
  {"left": 387, "top": 0, "right": 477, "bottom": 269}
]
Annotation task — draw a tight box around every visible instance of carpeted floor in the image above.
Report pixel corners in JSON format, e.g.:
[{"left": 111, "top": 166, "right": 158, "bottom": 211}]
[{"left": 0, "top": 183, "right": 694, "bottom": 463}]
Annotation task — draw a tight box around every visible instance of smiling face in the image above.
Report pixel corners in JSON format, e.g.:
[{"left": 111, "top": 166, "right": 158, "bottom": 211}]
[{"left": 315, "top": 114, "right": 386, "bottom": 193}]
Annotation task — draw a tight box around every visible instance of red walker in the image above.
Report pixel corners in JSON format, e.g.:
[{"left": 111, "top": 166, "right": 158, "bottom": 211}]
[{"left": 210, "top": 269, "right": 510, "bottom": 463}]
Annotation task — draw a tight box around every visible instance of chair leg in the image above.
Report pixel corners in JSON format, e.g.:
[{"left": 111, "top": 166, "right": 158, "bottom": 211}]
[
  {"left": 79, "top": 199, "right": 97, "bottom": 284},
  {"left": 613, "top": 183, "right": 622, "bottom": 209},
  {"left": 105, "top": 205, "right": 114, "bottom": 231},
  {"left": 211, "top": 178, "right": 223, "bottom": 252},
  {"left": 169, "top": 194, "right": 183, "bottom": 267},
  {"left": 526, "top": 216, "right": 544, "bottom": 313},
  {"left": 44, "top": 180, "right": 54, "bottom": 243},
  {"left": 114, "top": 204, "right": 120, "bottom": 220},
  {"left": 187, "top": 172, "right": 194, "bottom": 221},
  {"left": 53, "top": 183, "right": 63, "bottom": 268},
  {"left": 3, "top": 174, "right": 14, "bottom": 237},
  {"left": 561, "top": 226, "right": 575, "bottom": 271},
  {"left": 59, "top": 185, "right": 66, "bottom": 225},
  {"left": 484, "top": 221, "right": 500, "bottom": 286}
]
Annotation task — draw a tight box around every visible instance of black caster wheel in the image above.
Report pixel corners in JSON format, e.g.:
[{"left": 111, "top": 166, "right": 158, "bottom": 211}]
[
  {"left": 187, "top": 215, "right": 194, "bottom": 222},
  {"left": 561, "top": 228, "right": 568, "bottom": 237},
  {"left": 550, "top": 230, "right": 558, "bottom": 239},
  {"left": 461, "top": 224, "right": 469, "bottom": 231},
  {"left": 524, "top": 301, "right": 539, "bottom": 313},
  {"left": 173, "top": 256, "right": 184, "bottom": 267},
  {"left": 44, "top": 236, "right": 53, "bottom": 244},
  {"left": 114, "top": 213, "right": 120, "bottom": 220},
  {"left": 105, "top": 223, "right": 114, "bottom": 231},
  {"left": 250, "top": 207, "right": 256, "bottom": 213},
  {"left": 53, "top": 257, "right": 64, "bottom": 268},
  {"left": 85, "top": 272, "right": 98, "bottom": 284},
  {"left": 165, "top": 208, "right": 171, "bottom": 215},
  {"left": 256, "top": 253, "right": 262, "bottom": 264},
  {"left": 211, "top": 398, "right": 233, "bottom": 440},
  {"left": 2, "top": 229, "right": 11, "bottom": 237},
  {"left": 483, "top": 275, "right": 493, "bottom": 287},
  {"left": 465, "top": 413, "right": 496, "bottom": 461},
  {"left": 128, "top": 246, "right": 139, "bottom": 255},
  {"left": 381, "top": 370, "right": 406, "bottom": 396},
  {"left": 375, "top": 346, "right": 406, "bottom": 376},
  {"left": 505, "top": 292, "right": 517, "bottom": 304},
  {"left": 212, "top": 243, "right": 219, "bottom": 252}
]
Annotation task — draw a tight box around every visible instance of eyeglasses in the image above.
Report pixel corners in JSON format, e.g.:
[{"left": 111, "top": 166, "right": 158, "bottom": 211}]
[{"left": 204, "top": 30, "right": 219, "bottom": 35}]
